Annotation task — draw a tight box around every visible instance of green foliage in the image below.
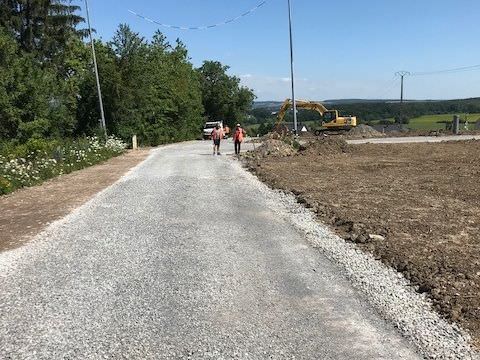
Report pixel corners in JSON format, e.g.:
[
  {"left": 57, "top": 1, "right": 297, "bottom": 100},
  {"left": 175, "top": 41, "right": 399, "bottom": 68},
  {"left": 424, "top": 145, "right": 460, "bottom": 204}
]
[
  {"left": 257, "top": 121, "right": 274, "bottom": 136},
  {"left": 0, "top": 24, "right": 88, "bottom": 141},
  {"left": 0, "top": 28, "right": 21, "bottom": 139},
  {"left": 0, "top": 137, "right": 126, "bottom": 194},
  {"left": 407, "top": 113, "right": 480, "bottom": 130},
  {"left": 76, "top": 26, "right": 205, "bottom": 146},
  {"left": 394, "top": 115, "right": 410, "bottom": 124},
  {"left": 0, "top": 0, "right": 86, "bottom": 56},
  {"left": 1, "top": 6, "right": 254, "bottom": 149},
  {"left": 197, "top": 61, "right": 255, "bottom": 128},
  {"left": 250, "top": 99, "right": 480, "bottom": 130}
]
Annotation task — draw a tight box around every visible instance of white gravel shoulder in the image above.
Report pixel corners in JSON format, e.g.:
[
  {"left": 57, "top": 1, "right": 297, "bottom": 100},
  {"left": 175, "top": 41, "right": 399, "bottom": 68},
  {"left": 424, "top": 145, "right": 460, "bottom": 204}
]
[
  {"left": 0, "top": 147, "right": 156, "bottom": 278},
  {"left": 233, "top": 160, "right": 479, "bottom": 360},
  {"left": 347, "top": 135, "right": 480, "bottom": 144},
  {"left": 1, "top": 141, "right": 477, "bottom": 359}
]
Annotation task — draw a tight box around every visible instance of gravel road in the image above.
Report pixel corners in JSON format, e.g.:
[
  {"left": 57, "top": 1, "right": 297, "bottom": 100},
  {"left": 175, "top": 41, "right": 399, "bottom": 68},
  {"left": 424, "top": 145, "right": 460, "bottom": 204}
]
[
  {"left": 0, "top": 141, "right": 423, "bottom": 359},
  {"left": 347, "top": 134, "right": 480, "bottom": 144}
]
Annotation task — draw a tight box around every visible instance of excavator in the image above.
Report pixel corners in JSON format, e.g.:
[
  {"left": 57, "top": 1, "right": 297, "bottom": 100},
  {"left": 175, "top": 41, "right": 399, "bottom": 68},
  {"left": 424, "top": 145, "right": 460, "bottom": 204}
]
[{"left": 274, "top": 99, "right": 357, "bottom": 135}]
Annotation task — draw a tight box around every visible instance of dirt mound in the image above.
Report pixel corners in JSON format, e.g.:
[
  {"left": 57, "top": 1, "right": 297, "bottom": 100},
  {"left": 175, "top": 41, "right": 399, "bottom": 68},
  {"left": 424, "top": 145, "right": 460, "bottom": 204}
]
[
  {"left": 301, "top": 138, "right": 351, "bottom": 156},
  {"left": 262, "top": 132, "right": 282, "bottom": 140},
  {"left": 247, "top": 141, "right": 480, "bottom": 347},
  {"left": 251, "top": 139, "right": 297, "bottom": 158},
  {"left": 347, "top": 124, "right": 383, "bottom": 139}
]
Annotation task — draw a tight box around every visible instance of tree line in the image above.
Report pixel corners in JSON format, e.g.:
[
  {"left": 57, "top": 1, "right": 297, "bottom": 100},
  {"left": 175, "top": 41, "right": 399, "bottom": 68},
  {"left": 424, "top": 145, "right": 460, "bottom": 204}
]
[
  {"left": 249, "top": 98, "right": 480, "bottom": 127},
  {"left": 0, "top": 1, "right": 255, "bottom": 146}
]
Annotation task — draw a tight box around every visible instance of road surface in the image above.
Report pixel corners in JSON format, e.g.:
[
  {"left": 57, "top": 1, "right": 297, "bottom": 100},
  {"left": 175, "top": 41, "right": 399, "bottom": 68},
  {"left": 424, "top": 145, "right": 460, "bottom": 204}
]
[
  {"left": 347, "top": 134, "right": 480, "bottom": 144},
  {"left": 0, "top": 141, "right": 420, "bottom": 359}
]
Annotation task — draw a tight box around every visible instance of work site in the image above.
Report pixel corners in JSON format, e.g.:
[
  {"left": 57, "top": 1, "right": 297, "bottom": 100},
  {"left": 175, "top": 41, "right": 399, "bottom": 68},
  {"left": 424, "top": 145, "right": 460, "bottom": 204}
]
[
  {"left": 245, "top": 130, "right": 480, "bottom": 341},
  {"left": 1, "top": 0, "right": 480, "bottom": 359}
]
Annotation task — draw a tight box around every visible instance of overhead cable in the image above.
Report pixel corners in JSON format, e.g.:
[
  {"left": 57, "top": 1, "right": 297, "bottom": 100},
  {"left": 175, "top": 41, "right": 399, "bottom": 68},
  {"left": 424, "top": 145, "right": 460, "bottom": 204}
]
[
  {"left": 410, "top": 64, "right": 480, "bottom": 76},
  {"left": 128, "top": 1, "right": 268, "bottom": 30}
]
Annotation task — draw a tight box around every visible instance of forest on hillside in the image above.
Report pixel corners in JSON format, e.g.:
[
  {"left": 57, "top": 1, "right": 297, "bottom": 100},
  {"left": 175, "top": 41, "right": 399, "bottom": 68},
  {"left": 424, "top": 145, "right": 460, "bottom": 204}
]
[
  {"left": 0, "top": 1, "right": 255, "bottom": 146},
  {"left": 249, "top": 98, "right": 480, "bottom": 127}
]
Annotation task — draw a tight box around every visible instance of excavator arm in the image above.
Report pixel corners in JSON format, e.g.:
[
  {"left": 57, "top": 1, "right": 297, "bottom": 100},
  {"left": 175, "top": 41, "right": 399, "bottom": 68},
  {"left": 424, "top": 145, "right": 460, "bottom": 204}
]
[
  {"left": 275, "top": 99, "right": 330, "bottom": 128},
  {"left": 273, "top": 98, "right": 356, "bottom": 133}
]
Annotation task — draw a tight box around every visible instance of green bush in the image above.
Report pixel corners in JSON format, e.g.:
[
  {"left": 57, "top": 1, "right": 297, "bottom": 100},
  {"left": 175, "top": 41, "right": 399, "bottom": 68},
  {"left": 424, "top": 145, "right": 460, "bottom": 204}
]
[{"left": 0, "top": 136, "right": 127, "bottom": 195}]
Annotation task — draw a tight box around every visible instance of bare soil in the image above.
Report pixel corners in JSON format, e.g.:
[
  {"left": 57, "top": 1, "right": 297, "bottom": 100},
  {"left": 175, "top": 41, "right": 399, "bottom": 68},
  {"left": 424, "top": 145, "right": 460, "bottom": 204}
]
[
  {"left": 0, "top": 149, "right": 150, "bottom": 252},
  {"left": 244, "top": 138, "right": 480, "bottom": 346}
]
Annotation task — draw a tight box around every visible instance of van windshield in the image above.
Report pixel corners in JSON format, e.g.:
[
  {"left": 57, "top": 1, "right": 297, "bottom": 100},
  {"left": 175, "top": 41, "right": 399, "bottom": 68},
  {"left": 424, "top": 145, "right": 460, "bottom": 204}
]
[{"left": 204, "top": 123, "right": 218, "bottom": 129}]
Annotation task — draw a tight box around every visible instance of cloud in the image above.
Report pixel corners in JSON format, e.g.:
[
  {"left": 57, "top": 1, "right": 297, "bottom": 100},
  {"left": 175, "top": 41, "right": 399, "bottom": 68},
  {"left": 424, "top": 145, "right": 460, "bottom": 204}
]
[{"left": 239, "top": 74, "right": 253, "bottom": 78}]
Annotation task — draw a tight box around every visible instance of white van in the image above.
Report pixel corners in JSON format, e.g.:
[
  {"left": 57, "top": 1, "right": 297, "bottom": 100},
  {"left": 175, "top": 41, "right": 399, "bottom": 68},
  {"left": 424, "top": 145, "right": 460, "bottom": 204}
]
[{"left": 203, "top": 121, "right": 223, "bottom": 140}]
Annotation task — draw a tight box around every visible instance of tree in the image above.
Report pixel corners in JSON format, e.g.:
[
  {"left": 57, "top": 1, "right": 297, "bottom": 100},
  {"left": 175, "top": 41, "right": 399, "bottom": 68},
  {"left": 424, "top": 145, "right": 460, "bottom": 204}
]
[
  {"left": 0, "top": 28, "right": 22, "bottom": 139},
  {"left": 76, "top": 26, "right": 204, "bottom": 145},
  {"left": 0, "top": 27, "right": 82, "bottom": 141},
  {"left": 0, "top": 0, "right": 86, "bottom": 57},
  {"left": 197, "top": 61, "right": 255, "bottom": 127},
  {"left": 395, "top": 114, "right": 410, "bottom": 124},
  {"left": 0, "top": 15, "right": 249, "bottom": 146}
]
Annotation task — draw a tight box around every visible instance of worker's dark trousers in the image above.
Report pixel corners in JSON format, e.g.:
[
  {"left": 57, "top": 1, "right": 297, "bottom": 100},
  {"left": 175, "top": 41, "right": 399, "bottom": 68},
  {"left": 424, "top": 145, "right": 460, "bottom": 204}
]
[{"left": 235, "top": 141, "right": 241, "bottom": 154}]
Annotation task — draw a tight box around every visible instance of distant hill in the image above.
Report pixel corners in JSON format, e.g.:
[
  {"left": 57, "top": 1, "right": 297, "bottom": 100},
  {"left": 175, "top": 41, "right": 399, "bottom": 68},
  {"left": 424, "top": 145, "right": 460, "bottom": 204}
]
[
  {"left": 249, "top": 97, "right": 480, "bottom": 125},
  {"left": 253, "top": 99, "right": 402, "bottom": 110},
  {"left": 253, "top": 97, "right": 480, "bottom": 110},
  {"left": 323, "top": 99, "right": 396, "bottom": 105},
  {"left": 252, "top": 101, "right": 283, "bottom": 109}
]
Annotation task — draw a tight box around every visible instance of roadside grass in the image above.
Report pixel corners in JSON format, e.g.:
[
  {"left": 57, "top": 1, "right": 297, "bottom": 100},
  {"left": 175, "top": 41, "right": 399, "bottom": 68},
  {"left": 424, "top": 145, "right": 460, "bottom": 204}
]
[
  {"left": 249, "top": 113, "right": 480, "bottom": 134},
  {"left": 407, "top": 113, "right": 480, "bottom": 130},
  {"left": 0, "top": 137, "right": 127, "bottom": 195},
  {"left": 367, "top": 113, "right": 480, "bottom": 130}
]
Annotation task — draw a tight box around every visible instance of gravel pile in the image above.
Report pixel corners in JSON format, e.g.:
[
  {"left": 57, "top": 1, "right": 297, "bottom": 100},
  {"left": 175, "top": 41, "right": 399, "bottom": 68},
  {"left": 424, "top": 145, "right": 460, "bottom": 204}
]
[
  {"left": 235, "top": 161, "right": 479, "bottom": 360},
  {"left": 247, "top": 139, "right": 296, "bottom": 158},
  {"left": 347, "top": 124, "right": 384, "bottom": 138},
  {"left": 301, "top": 138, "right": 351, "bottom": 156}
]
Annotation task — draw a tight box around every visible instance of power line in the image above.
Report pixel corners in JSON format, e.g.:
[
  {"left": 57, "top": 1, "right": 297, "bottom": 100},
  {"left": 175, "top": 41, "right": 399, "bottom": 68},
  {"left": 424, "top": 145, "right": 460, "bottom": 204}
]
[
  {"left": 411, "top": 64, "right": 480, "bottom": 76},
  {"left": 128, "top": 1, "right": 268, "bottom": 30},
  {"left": 391, "top": 63, "right": 480, "bottom": 102}
]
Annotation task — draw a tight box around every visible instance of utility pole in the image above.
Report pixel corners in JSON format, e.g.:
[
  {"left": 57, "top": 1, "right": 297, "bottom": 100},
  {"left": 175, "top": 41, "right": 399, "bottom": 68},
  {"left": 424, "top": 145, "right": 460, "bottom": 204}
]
[
  {"left": 85, "top": 0, "right": 107, "bottom": 138},
  {"left": 287, "top": 0, "right": 298, "bottom": 135},
  {"left": 395, "top": 71, "right": 410, "bottom": 104}
]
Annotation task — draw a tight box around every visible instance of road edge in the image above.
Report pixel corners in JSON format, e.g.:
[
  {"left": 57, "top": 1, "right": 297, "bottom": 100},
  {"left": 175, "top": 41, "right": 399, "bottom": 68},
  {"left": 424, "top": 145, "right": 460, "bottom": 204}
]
[
  {"left": 232, "top": 160, "right": 479, "bottom": 360},
  {"left": 0, "top": 148, "right": 159, "bottom": 275}
]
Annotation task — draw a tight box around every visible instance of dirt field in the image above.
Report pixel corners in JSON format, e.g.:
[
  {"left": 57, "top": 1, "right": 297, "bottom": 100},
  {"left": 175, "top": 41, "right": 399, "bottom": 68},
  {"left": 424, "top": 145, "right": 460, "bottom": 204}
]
[
  {"left": 244, "top": 138, "right": 480, "bottom": 346},
  {"left": 0, "top": 149, "right": 150, "bottom": 252}
]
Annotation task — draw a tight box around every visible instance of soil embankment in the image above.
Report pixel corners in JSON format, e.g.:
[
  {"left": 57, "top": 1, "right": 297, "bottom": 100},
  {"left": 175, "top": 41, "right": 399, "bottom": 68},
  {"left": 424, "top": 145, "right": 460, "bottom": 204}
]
[{"left": 244, "top": 137, "right": 480, "bottom": 347}]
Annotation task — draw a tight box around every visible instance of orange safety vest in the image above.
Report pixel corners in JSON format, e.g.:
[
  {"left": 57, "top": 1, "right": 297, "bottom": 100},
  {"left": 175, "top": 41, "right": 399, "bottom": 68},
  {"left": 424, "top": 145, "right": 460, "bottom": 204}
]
[{"left": 233, "top": 127, "right": 245, "bottom": 142}]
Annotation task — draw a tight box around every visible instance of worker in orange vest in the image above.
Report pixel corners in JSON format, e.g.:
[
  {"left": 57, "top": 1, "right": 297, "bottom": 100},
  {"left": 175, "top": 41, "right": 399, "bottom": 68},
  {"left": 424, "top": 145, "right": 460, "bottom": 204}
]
[
  {"left": 211, "top": 124, "right": 224, "bottom": 155},
  {"left": 233, "top": 123, "right": 246, "bottom": 155}
]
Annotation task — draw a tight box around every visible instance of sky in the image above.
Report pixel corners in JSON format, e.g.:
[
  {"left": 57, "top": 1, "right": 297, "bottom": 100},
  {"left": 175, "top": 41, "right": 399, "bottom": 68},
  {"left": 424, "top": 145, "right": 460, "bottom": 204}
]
[{"left": 77, "top": 0, "right": 480, "bottom": 101}]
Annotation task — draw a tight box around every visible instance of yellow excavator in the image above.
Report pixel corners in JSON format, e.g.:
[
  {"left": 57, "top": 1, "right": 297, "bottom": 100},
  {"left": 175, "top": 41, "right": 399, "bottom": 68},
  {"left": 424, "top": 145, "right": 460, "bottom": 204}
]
[{"left": 275, "top": 99, "right": 357, "bottom": 134}]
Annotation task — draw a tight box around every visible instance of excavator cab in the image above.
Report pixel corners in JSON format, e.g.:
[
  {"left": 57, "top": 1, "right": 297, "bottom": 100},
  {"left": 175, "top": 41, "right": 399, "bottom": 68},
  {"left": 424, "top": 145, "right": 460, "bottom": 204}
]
[{"left": 323, "top": 111, "right": 338, "bottom": 123}]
